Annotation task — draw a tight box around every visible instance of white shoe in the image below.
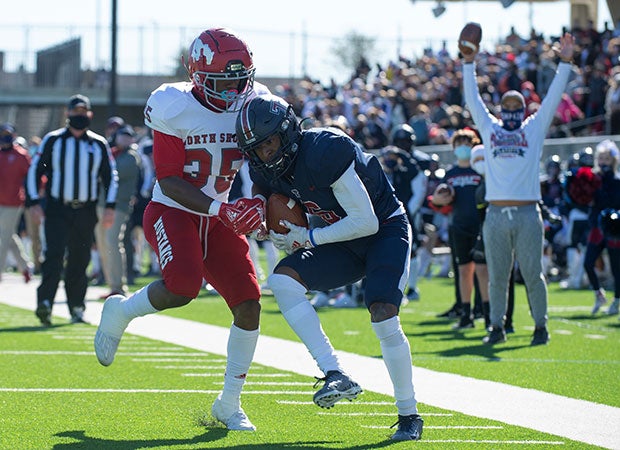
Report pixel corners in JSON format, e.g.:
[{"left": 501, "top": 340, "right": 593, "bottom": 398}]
[
  {"left": 607, "top": 298, "right": 619, "bottom": 315},
  {"left": 592, "top": 290, "right": 608, "bottom": 314},
  {"left": 330, "top": 293, "right": 357, "bottom": 308},
  {"left": 211, "top": 396, "right": 256, "bottom": 431},
  {"left": 310, "top": 292, "right": 331, "bottom": 308},
  {"left": 94, "top": 295, "right": 129, "bottom": 366}
]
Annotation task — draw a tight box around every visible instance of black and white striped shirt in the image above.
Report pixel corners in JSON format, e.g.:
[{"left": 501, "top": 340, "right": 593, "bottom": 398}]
[{"left": 26, "top": 127, "right": 118, "bottom": 207}]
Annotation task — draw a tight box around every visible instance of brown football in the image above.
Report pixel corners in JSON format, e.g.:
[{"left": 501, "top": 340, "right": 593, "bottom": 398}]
[
  {"left": 266, "top": 193, "right": 309, "bottom": 234},
  {"left": 459, "top": 22, "right": 482, "bottom": 55}
]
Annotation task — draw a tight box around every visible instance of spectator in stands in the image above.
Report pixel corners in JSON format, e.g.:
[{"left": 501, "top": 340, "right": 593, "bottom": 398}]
[
  {"left": 461, "top": 30, "right": 575, "bottom": 346},
  {"left": 0, "top": 123, "right": 33, "bottom": 283},
  {"left": 408, "top": 104, "right": 431, "bottom": 147},
  {"left": 605, "top": 72, "right": 620, "bottom": 134},
  {"left": 520, "top": 81, "right": 541, "bottom": 115}
]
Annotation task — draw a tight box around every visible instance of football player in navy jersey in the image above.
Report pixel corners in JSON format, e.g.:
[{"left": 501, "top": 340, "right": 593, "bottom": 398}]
[{"left": 236, "top": 94, "right": 423, "bottom": 441}]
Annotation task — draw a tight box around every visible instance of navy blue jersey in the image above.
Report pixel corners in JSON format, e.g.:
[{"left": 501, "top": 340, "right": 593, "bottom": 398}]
[
  {"left": 385, "top": 148, "right": 421, "bottom": 217},
  {"left": 250, "top": 128, "right": 402, "bottom": 224},
  {"left": 589, "top": 171, "right": 620, "bottom": 227},
  {"left": 442, "top": 165, "right": 483, "bottom": 236}
]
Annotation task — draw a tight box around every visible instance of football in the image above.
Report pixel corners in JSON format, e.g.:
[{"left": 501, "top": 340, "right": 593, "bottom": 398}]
[
  {"left": 266, "top": 193, "right": 309, "bottom": 234},
  {"left": 458, "top": 22, "right": 482, "bottom": 56}
]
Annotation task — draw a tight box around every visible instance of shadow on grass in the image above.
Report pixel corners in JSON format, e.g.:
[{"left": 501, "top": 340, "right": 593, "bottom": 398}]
[
  {"left": 0, "top": 323, "right": 73, "bottom": 333},
  {"left": 433, "top": 342, "right": 529, "bottom": 360},
  {"left": 52, "top": 429, "right": 399, "bottom": 449}
]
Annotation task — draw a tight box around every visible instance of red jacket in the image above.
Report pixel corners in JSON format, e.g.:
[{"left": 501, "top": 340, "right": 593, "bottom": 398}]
[{"left": 0, "top": 144, "right": 31, "bottom": 207}]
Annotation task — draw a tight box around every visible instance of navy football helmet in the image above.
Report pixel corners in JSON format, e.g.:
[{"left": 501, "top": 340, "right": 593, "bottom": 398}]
[
  {"left": 236, "top": 94, "right": 302, "bottom": 179},
  {"left": 391, "top": 124, "right": 417, "bottom": 153}
]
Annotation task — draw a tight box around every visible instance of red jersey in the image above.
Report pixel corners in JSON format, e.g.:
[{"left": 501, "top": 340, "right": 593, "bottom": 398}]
[
  {"left": 143, "top": 81, "right": 270, "bottom": 216},
  {"left": 0, "top": 144, "right": 31, "bottom": 207}
]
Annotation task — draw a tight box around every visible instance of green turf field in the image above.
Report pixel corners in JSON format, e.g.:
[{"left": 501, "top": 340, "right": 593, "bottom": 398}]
[{"left": 0, "top": 267, "right": 618, "bottom": 449}]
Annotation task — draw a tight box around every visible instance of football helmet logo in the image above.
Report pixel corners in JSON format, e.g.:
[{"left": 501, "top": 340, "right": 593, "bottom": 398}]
[
  {"left": 186, "top": 28, "right": 255, "bottom": 113},
  {"left": 190, "top": 39, "right": 215, "bottom": 65}
]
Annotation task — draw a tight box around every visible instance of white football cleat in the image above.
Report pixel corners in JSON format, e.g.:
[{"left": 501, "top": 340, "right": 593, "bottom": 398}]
[
  {"left": 607, "top": 298, "right": 619, "bottom": 315},
  {"left": 94, "top": 295, "right": 129, "bottom": 366},
  {"left": 211, "top": 396, "right": 256, "bottom": 431},
  {"left": 330, "top": 293, "right": 357, "bottom": 308},
  {"left": 309, "top": 291, "right": 331, "bottom": 308},
  {"left": 592, "top": 290, "right": 608, "bottom": 314}
]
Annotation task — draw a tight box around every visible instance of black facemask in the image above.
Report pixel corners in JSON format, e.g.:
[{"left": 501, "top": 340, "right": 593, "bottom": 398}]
[
  {"left": 0, "top": 134, "right": 13, "bottom": 149},
  {"left": 500, "top": 108, "right": 524, "bottom": 131},
  {"left": 68, "top": 115, "right": 91, "bottom": 130}
]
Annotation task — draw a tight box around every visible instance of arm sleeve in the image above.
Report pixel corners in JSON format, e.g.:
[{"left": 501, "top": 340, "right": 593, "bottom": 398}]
[
  {"left": 152, "top": 129, "right": 187, "bottom": 180},
  {"left": 463, "top": 63, "right": 497, "bottom": 131},
  {"left": 407, "top": 171, "right": 427, "bottom": 217},
  {"left": 311, "top": 161, "right": 379, "bottom": 246}
]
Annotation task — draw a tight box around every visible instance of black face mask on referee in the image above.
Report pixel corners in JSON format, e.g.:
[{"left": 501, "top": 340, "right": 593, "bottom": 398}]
[{"left": 67, "top": 114, "right": 91, "bottom": 131}]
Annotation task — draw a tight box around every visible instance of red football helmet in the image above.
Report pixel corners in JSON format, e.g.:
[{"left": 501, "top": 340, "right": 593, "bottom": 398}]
[{"left": 186, "top": 28, "right": 255, "bottom": 112}]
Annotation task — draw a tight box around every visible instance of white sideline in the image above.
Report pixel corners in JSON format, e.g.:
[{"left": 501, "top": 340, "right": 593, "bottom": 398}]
[{"left": 0, "top": 274, "right": 618, "bottom": 449}]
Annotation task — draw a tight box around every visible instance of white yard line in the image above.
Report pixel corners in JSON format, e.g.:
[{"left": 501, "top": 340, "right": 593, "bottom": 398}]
[{"left": 0, "top": 274, "right": 618, "bottom": 449}]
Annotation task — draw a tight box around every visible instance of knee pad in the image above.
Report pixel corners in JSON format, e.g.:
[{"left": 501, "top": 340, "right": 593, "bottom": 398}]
[{"left": 268, "top": 273, "right": 308, "bottom": 313}]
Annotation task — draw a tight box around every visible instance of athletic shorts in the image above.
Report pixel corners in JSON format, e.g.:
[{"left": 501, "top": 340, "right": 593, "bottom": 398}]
[
  {"left": 143, "top": 201, "right": 260, "bottom": 307},
  {"left": 449, "top": 225, "right": 479, "bottom": 265},
  {"left": 276, "top": 214, "right": 411, "bottom": 309}
]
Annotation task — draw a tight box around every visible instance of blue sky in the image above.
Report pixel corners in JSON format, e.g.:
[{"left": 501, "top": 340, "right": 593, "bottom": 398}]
[{"left": 0, "top": 0, "right": 613, "bottom": 84}]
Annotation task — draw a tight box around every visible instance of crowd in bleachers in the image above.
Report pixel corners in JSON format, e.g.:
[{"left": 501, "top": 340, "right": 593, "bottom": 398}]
[
  {"left": 1, "top": 22, "right": 619, "bottom": 324},
  {"left": 275, "top": 21, "right": 620, "bottom": 146}
]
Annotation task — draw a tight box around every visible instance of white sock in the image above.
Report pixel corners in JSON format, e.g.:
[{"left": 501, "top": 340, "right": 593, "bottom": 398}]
[
  {"left": 121, "top": 285, "right": 158, "bottom": 319},
  {"left": 219, "top": 324, "right": 259, "bottom": 412},
  {"left": 269, "top": 273, "right": 342, "bottom": 374},
  {"left": 372, "top": 316, "right": 417, "bottom": 415}
]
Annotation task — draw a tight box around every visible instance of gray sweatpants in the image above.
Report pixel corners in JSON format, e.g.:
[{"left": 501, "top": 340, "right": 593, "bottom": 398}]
[
  {"left": 483, "top": 204, "right": 548, "bottom": 328},
  {"left": 0, "top": 205, "right": 30, "bottom": 274}
]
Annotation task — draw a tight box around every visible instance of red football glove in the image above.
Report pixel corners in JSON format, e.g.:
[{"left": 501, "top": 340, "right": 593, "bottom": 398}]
[{"left": 217, "top": 197, "right": 265, "bottom": 235}]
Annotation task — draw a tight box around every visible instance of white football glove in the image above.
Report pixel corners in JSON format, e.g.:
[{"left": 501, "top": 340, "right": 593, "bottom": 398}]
[
  {"left": 249, "top": 222, "right": 269, "bottom": 241},
  {"left": 269, "top": 220, "right": 314, "bottom": 253}
]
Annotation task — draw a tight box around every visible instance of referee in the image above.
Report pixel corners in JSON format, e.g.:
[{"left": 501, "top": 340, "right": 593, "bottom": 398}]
[{"left": 26, "top": 94, "right": 118, "bottom": 326}]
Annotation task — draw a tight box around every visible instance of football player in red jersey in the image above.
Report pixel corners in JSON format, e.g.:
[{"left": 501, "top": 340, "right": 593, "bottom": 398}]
[{"left": 94, "top": 28, "right": 269, "bottom": 431}]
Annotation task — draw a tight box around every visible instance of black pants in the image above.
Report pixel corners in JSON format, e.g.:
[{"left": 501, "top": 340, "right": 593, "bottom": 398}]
[{"left": 37, "top": 199, "right": 98, "bottom": 312}]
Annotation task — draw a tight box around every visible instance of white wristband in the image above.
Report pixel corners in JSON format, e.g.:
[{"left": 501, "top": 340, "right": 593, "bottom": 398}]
[
  {"left": 253, "top": 194, "right": 267, "bottom": 203},
  {"left": 208, "top": 200, "right": 222, "bottom": 216}
]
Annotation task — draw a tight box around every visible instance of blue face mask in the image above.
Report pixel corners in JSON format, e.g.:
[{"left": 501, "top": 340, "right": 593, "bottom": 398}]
[
  {"left": 454, "top": 145, "right": 471, "bottom": 161},
  {"left": 0, "top": 134, "right": 13, "bottom": 148},
  {"left": 501, "top": 108, "right": 524, "bottom": 131}
]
